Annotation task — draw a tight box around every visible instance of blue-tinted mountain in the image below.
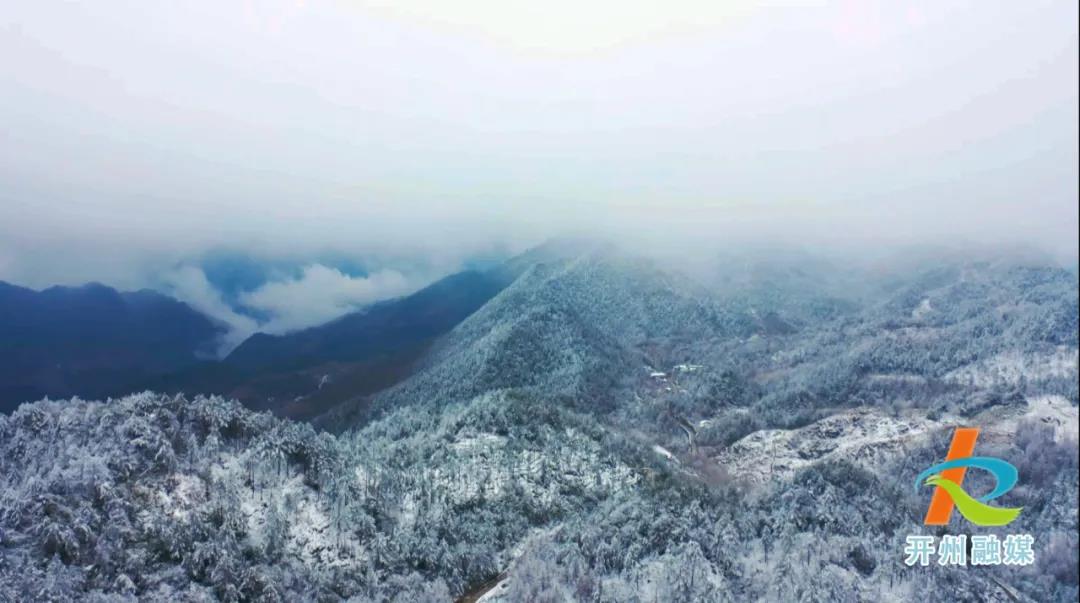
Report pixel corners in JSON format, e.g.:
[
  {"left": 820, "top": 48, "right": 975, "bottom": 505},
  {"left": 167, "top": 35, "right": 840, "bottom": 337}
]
[
  {"left": 0, "top": 281, "right": 222, "bottom": 412},
  {"left": 227, "top": 270, "right": 509, "bottom": 370},
  {"left": 146, "top": 268, "right": 513, "bottom": 419}
]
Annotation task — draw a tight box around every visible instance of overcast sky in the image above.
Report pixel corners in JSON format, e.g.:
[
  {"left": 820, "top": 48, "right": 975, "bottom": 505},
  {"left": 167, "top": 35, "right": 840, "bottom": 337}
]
[{"left": 1, "top": 1, "right": 1077, "bottom": 342}]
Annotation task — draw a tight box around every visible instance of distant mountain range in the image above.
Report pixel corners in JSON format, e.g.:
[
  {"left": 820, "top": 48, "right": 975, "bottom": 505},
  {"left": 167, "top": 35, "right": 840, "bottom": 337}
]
[
  {"left": 150, "top": 268, "right": 513, "bottom": 419},
  {"left": 0, "top": 266, "right": 516, "bottom": 418},
  {"left": 5, "top": 245, "right": 1077, "bottom": 427},
  {"left": 0, "top": 281, "right": 222, "bottom": 413}
]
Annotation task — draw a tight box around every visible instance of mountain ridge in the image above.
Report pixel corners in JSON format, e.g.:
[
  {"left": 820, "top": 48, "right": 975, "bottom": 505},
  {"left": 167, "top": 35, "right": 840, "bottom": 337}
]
[{"left": 0, "top": 280, "right": 224, "bottom": 412}]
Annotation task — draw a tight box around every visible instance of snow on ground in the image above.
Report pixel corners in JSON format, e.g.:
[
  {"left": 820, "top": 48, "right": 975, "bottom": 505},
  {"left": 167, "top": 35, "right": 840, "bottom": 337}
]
[
  {"left": 652, "top": 444, "right": 677, "bottom": 462},
  {"left": 475, "top": 577, "right": 510, "bottom": 603},
  {"left": 714, "top": 407, "right": 950, "bottom": 486},
  {"left": 945, "top": 347, "right": 1078, "bottom": 388},
  {"left": 159, "top": 473, "right": 205, "bottom": 521},
  {"left": 475, "top": 527, "right": 562, "bottom": 602},
  {"left": 1023, "top": 395, "right": 1078, "bottom": 443},
  {"left": 911, "top": 298, "right": 933, "bottom": 320},
  {"left": 284, "top": 474, "right": 363, "bottom": 568},
  {"left": 403, "top": 429, "right": 641, "bottom": 512},
  {"left": 716, "top": 394, "right": 1077, "bottom": 489},
  {"left": 864, "top": 373, "right": 928, "bottom": 386},
  {"left": 451, "top": 433, "right": 508, "bottom": 453},
  {"left": 674, "top": 363, "right": 703, "bottom": 373},
  {"left": 181, "top": 451, "right": 369, "bottom": 569}
]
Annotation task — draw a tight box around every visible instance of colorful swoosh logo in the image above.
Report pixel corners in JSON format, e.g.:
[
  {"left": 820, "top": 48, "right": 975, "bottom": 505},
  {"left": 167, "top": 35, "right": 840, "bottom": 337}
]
[
  {"left": 916, "top": 428, "right": 1023, "bottom": 527},
  {"left": 922, "top": 474, "right": 1022, "bottom": 527}
]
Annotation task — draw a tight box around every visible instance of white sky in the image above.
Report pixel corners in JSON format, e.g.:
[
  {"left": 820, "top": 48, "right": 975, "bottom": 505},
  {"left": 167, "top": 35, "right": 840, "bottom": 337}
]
[{"left": 1, "top": 0, "right": 1077, "bottom": 291}]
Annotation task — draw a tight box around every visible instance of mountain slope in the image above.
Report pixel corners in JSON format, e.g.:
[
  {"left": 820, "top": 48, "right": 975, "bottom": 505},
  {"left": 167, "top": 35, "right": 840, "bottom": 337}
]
[
  {"left": 0, "top": 281, "right": 222, "bottom": 412},
  {"left": 320, "top": 249, "right": 757, "bottom": 429},
  {"left": 150, "top": 269, "right": 512, "bottom": 419},
  {"left": 226, "top": 270, "right": 509, "bottom": 371}
]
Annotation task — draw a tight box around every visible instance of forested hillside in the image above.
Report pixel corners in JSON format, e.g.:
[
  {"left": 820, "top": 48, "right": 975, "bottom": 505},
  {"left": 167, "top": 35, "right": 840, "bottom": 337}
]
[{"left": 0, "top": 249, "right": 1076, "bottom": 602}]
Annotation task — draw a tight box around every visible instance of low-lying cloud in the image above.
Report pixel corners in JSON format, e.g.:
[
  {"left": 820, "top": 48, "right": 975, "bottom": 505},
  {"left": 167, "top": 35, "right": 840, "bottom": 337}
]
[
  {"left": 238, "top": 265, "right": 416, "bottom": 335},
  {"left": 1, "top": 1, "right": 1076, "bottom": 313},
  {"left": 160, "top": 263, "right": 427, "bottom": 356},
  {"left": 161, "top": 266, "right": 260, "bottom": 356}
]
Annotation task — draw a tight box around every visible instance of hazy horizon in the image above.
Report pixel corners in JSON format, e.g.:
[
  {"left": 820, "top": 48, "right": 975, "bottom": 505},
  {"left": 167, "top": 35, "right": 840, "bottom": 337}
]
[{"left": 2, "top": 1, "right": 1077, "bottom": 341}]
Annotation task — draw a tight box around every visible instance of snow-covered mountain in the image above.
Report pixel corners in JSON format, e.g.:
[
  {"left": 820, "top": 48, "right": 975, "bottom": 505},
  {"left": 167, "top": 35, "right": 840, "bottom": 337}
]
[
  {"left": 321, "top": 248, "right": 757, "bottom": 428},
  {"left": 0, "top": 244, "right": 1077, "bottom": 602}
]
